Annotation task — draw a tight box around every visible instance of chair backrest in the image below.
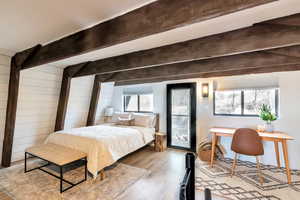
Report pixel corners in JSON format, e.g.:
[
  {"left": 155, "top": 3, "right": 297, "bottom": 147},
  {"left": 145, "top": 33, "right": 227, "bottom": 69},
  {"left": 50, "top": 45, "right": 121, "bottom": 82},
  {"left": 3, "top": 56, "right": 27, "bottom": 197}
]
[
  {"left": 179, "top": 153, "right": 212, "bottom": 200},
  {"left": 180, "top": 153, "right": 195, "bottom": 200},
  {"left": 231, "top": 128, "right": 264, "bottom": 156}
]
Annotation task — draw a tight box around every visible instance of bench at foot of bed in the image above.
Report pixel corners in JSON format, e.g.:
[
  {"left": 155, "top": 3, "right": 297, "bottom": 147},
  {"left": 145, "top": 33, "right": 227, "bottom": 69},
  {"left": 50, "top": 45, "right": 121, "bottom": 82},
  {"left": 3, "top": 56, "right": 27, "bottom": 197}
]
[{"left": 25, "top": 143, "right": 88, "bottom": 193}]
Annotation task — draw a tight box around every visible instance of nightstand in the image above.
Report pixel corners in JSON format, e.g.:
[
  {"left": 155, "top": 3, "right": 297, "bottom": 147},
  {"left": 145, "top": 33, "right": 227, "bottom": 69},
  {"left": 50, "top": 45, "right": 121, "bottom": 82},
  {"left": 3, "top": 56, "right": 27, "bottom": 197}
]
[
  {"left": 155, "top": 132, "right": 167, "bottom": 152},
  {"left": 104, "top": 116, "right": 112, "bottom": 123}
]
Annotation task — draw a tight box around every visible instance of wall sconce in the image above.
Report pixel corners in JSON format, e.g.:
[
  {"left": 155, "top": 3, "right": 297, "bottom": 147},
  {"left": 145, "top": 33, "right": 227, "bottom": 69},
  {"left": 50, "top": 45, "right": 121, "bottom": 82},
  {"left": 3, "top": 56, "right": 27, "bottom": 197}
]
[{"left": 202, "top": 83, "right": 209, "bottom": 98}]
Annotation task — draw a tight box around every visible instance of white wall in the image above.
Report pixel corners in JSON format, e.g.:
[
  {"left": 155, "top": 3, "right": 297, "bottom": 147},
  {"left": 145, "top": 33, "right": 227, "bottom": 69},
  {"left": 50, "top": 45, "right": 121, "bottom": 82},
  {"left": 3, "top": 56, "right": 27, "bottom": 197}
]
[
  {"left": 0, "top": 54, "right": 10, "bottom": 163},
  {"left": 64, "top": 75, "right": 95, "bottom": 129},
  {"left": 13, "top": 65, "right": 64, "bottom": 162},
  {"left": 0, "top": 63, "right": 97, "bottom": 162},
  {"left": 6, "top": 70, "right": 97, "bottom": 162},
  {"left": 111, "top": 71, "right": 300, "bottom": 170},
  {"left": 95, "top": 82, "right": 115, "bottom": 124},
  {"left": 13, "top": 70, "right": 98, "bottom": 162}
]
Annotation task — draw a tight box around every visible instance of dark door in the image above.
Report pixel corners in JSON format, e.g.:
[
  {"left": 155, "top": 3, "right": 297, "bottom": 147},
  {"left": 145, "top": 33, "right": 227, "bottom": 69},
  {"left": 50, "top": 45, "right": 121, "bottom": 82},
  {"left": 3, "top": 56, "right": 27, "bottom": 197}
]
[{"left": 167, "top": 83, "right": 196, "bottom": 152}]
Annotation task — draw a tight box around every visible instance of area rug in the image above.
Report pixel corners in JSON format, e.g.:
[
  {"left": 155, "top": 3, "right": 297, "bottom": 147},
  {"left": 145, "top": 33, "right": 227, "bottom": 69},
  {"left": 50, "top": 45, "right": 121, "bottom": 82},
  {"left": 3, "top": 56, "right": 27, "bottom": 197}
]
[
  {"left": 195, "top": 158, "right": 300, "bottom": 200},
  {"left": 0, "top": 160, "right": 149, "bottom": 200}
]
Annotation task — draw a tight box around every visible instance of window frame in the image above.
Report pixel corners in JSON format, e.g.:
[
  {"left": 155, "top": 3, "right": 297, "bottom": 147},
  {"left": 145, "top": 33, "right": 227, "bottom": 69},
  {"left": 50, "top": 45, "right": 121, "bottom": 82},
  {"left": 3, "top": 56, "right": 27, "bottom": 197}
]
[
  {"left": 213, "top": 89, "right": 279, "bottom": 117},
  {"left": 123, "top": 94, "right": 154, "bottom": 113}
]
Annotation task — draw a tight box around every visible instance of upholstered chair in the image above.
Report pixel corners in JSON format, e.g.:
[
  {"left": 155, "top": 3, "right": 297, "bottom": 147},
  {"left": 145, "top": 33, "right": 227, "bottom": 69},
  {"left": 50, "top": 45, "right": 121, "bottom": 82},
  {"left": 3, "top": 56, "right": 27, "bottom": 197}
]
[{"left": 231, "top": 128, "right": 264, "bottom": 185}]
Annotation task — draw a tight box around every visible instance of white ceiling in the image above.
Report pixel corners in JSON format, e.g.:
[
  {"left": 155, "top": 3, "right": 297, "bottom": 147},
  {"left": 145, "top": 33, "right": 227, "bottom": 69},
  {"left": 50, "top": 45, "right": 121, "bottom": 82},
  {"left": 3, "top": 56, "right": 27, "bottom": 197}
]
[
  {"left": 0, "top": 0, "right": 299, "bottom": 68},
  {"left": 0, "top": 0, "right": 156, "bottom": 54}
]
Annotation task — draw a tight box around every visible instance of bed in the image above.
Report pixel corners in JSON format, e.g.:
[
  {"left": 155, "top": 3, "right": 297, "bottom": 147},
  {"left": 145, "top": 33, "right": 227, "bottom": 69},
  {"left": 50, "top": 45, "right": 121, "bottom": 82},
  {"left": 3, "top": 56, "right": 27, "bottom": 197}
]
[{"left": 45, "top": 113, "right": 159, "bottom": 178}]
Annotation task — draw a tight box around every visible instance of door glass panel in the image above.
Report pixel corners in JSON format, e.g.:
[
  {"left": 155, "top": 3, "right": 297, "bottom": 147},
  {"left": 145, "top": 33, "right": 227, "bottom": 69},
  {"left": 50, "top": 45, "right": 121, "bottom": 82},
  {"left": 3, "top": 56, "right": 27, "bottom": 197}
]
[{"left": 171, "top": 89, "right": 190, "bottom": 148}]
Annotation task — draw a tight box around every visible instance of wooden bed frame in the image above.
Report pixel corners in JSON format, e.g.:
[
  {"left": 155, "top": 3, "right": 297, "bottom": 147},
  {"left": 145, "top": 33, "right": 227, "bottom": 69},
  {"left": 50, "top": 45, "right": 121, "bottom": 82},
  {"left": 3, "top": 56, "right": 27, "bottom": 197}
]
[{"left": 155, "top": 113, "right": 160, "bottom": 133}]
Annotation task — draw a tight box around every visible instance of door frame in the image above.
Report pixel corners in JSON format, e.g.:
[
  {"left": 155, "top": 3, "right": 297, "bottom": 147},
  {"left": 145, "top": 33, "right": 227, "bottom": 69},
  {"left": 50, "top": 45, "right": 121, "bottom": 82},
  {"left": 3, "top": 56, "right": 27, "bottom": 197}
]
[{"left": 166, "top": 83, "right": 197, "bottom": 152}]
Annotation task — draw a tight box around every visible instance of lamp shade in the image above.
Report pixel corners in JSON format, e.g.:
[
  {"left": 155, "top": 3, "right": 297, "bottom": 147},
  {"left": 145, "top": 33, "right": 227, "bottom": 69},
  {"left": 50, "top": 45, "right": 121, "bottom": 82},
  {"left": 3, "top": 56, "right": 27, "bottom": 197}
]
[
  {"left": 202, "top": 83, "right": 209, "bottom": 98},
  {"left": 104, "top": 107, "right": 114, "bottom": 117}
]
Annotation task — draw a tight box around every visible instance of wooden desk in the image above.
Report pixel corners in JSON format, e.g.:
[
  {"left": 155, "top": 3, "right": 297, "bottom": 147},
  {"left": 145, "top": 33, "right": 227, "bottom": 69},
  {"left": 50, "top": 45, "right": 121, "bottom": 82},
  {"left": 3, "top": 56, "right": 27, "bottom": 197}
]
[{"left": 210, "top": 127, "right": 294, "bottom": 184}]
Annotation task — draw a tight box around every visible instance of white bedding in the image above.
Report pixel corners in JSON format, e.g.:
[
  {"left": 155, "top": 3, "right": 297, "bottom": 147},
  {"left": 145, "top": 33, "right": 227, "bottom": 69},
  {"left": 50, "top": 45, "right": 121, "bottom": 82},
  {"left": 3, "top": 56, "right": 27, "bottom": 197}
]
[{"left": 45, "top": 124, "right": 155, "bottom": 177}]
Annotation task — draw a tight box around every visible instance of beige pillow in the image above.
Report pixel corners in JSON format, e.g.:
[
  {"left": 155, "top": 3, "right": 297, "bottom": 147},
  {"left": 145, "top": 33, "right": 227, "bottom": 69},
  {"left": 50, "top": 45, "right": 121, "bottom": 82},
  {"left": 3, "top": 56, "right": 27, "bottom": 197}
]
[
  {"left": 132, "top": 114, "right": 156, "bottom": 128},
  {"left": 116, "top": 118, "right": 135, "bottom": 126}
]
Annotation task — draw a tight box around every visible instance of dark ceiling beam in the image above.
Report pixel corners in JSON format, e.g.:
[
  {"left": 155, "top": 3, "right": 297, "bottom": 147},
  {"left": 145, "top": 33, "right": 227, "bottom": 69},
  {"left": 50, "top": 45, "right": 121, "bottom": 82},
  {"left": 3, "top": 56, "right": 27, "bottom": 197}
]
[
  {"left": 54, "top": 62, "right": 92, "bottom": 131},
  {"left": 16, "top": 0, "right": 276, "bottom": 69},
  {"left": 54, "top": 69, "right": 72, "bottom": 132},
  {"left": 114, "top": 75, "right": 205, "bottom": 86},
  {"left": 115, "top": 63, "right": 300, "bottom": 86},
  {"left": 262, "top": 13, "right": 300, "bottom": 27},
  {"left": 201, "top": 64, "right": 300, "bottom": 78},
  {"left": 97, "top": 46, "right": 300, "bottom": 83},
  {"left": 86, "top": 76, "right": 101, "bottom": 126},
  {"left": 14, "top": 45, "right": 42, "bottom": 69},
  {"left": 1, "top": 44, "right": 42, "bottom": 167},
  {"left": 267, "top": 45, "right": 300, "bottom": 58},
  {"left": 1, "top": 57, "right": 20, "bottom": 167},
  {"left": 72, "top": 13, "right": 300, "bottom": 77}
]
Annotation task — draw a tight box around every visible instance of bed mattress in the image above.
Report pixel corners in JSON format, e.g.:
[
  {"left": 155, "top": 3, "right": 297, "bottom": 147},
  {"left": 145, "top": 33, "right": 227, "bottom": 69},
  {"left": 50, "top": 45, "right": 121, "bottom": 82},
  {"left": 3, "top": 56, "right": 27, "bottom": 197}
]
[{"left": 45, "top": 124, "right": 155, "bottom": 177}]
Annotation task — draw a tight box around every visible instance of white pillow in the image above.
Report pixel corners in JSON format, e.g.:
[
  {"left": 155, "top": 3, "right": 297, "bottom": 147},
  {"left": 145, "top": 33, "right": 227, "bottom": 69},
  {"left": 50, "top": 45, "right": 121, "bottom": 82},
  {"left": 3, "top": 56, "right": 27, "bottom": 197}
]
[
  {"left": 149, "top": 115, "right": 157, "bottom": 128},
  {"left": 111, "top": 112, "right": 132, "bottom": 122},
  {"left": 116, "top": 118, "right": 135, "bottom": 126},
  {"left": 132, "top": 113, "right": 156, "bottom": 128}
]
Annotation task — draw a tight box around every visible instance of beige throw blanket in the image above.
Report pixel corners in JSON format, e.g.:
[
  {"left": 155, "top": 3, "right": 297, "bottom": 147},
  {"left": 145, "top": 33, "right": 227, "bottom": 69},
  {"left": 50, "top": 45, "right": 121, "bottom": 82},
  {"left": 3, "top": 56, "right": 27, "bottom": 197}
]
[{"left": 45, "top": 125, "right": 154, "bottom": 177}]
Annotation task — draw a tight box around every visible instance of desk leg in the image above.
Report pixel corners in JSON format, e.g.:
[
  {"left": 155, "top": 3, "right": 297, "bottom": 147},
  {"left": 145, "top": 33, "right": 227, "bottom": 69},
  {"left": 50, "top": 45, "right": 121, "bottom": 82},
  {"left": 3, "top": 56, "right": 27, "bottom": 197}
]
[
  {"left": 210, "top": 133, "right": 218, "bottom": 167},
  {"left": 274, "top": 141, "right": 281, "bottom": 168},
  {"left": 282, "top": 140, "right": 292, "bottom": 184}
]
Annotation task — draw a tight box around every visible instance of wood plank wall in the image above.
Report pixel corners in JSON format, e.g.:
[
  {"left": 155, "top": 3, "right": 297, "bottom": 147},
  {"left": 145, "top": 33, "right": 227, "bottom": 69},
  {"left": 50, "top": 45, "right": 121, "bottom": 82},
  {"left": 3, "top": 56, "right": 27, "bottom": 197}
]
[
  {"left": 0, "top": 54, "right": 10, "bottom": 163},
  {"left": 12, "top": 65, "right": 63, "bottom": 162},
  {"left": 64, "top": 75, "right": 94, "bottom": 129},
  {"left": 1, "top": 64, "right": 96, "bottom": 162}
]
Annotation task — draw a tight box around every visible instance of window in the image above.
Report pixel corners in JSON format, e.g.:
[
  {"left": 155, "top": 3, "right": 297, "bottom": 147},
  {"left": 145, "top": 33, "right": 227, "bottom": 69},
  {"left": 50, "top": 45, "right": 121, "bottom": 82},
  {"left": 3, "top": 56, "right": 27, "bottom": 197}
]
[
  {"left": 139, "top": 94, "right": 154, "bottom": 112},
  {"left": 243, "top": 89, "right": 277, "bottom": 115},
  {"left": 124, "top": 95, "right": 138, "bottom": 112},
  {"left": 214, "top": 90, "right": 242, "bottom": 115},
  {"left": 124, "top": 94, "right": 153, "bottom": 112},
  {"left": 214, "top": 88, "right": 278, "bottom": 116}
]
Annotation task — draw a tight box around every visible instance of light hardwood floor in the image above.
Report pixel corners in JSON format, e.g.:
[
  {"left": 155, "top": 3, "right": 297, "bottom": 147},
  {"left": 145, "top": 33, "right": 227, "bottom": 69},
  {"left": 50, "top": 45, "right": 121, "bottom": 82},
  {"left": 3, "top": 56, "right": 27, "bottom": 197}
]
[
  {"left": 1, "top": 146, "right": 222, "bottom": 200},
  {"left": 118, "top": 146, "right": 188, "bottom": 200},
  {"left": 118, "top": 146, "right": 223, "bottom": 200}
]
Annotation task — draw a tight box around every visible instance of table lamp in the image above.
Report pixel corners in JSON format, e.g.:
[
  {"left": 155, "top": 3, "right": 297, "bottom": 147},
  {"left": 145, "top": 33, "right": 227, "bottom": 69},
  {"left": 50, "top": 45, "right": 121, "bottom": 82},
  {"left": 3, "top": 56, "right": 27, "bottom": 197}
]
[{"left": 104, "top": 107, "right": 114, "bottom": 123}]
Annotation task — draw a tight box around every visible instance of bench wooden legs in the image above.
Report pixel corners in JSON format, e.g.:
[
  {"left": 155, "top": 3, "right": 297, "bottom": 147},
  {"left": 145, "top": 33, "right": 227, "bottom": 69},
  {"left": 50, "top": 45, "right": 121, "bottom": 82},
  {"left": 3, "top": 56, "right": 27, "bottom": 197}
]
[
  {"left": 99, "top": 170, "right": 105, "bottom": 180},
  {"left": 24, "top": 152, "right": 88, "bottom": 193}
]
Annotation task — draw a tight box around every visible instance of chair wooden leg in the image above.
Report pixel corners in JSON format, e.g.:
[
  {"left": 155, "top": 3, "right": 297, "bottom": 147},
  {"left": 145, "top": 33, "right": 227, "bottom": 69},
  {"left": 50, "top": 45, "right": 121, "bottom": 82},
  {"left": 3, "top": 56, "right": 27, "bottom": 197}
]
[
  {"left": 231, "top": 153, "right": 238, "bottom": 177},
  {"left": 256, "top": 156, "right": 264, "bottom": 185}
]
